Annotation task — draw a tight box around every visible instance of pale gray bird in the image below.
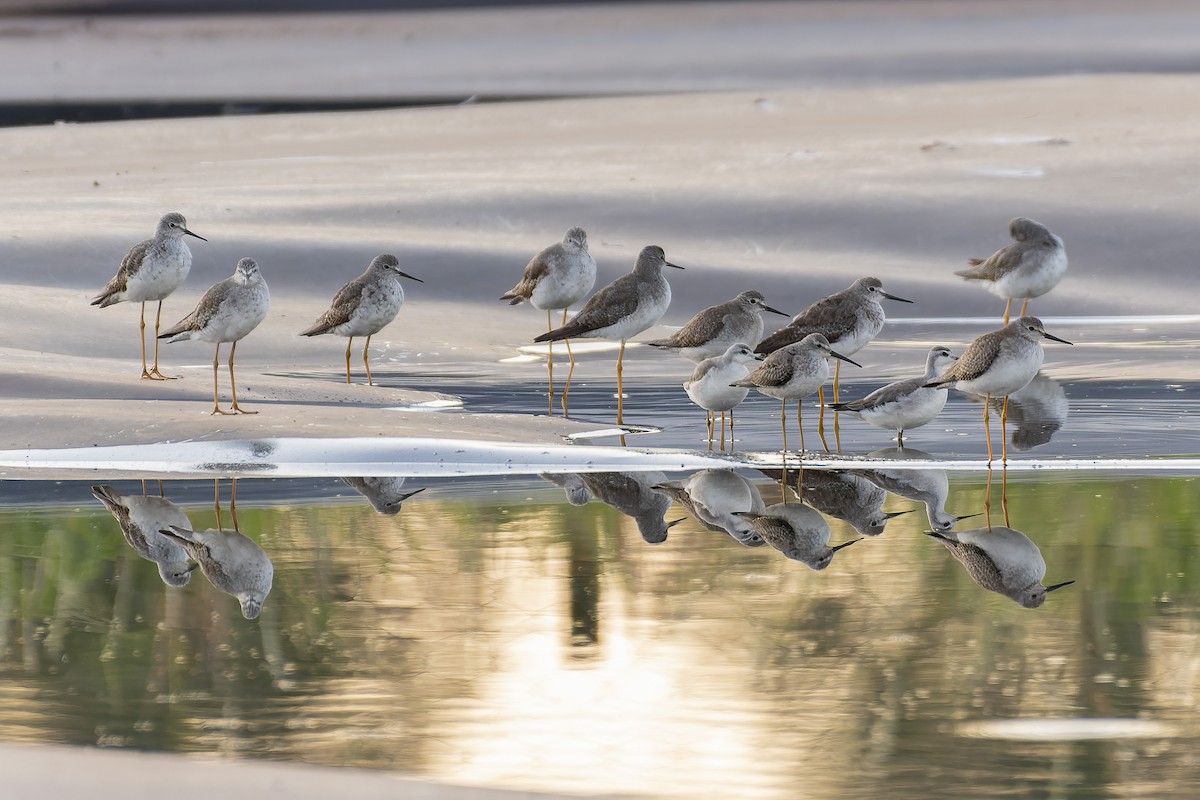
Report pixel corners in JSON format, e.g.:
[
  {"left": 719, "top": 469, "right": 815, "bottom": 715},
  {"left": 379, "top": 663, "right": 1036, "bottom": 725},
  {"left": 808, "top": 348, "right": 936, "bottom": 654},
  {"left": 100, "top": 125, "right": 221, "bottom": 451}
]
[
  {"left": 646, "top": 290, "right": 788, "bottom": 362},
  {"left": 91, "top": 211, "right": 207, "bottom": 380},
  {"left": 300, "top": 254, "right": 423, "bottom": 386},
  {"left": 341, "top": 477, "right": 426, "bottom": 515},
  {"left": 956, "top": 217, "right": 1067, "bottom": 324},
  {"left": 91, "top": 484, "right": 195, "bottom": 587},
  {"left": 830, "top": 345, "right": 957, "bottom": 445},
  {"left": 850, "top": 451, "right": 978, "bottom": 532},
  {"left": 160, "top": 257, "right": 271, "bottom": 415},
  {"left": 535, "top": 245, "right": 684, "bottom": 424},
  {"left": 756, "top": 276, "right": 912, "bottom": 406},
  {"left": 160, "top": 525, "right": 274, "bottom": 619},
  {"left": 734, "top": 332, "right": 860, "bottom": 451},
  {"left": 654, "top": 469, "right": 766, "bottom": 547},
  {"left": 928, "top": 526, "right": 1074, "bottom": 608},
  {"left": 683, "top": 342, "right": 763, "bottom": 448},
  {"left": 923, "top": 316, "right": 1071, "bottom": 461},
  {"left": 577, "top": 471, "right": 683, "bottom": 544},
  {"left": 735, "top": 503, "right": 860, "bottom": 570},
  {"left": 763, "top": 468, "right": 913, "bottom": 537}
]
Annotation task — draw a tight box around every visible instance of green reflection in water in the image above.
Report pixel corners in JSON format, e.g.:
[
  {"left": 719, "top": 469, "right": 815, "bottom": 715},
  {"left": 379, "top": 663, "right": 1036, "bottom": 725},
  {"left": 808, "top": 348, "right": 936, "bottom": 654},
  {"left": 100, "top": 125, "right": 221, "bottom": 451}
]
[{"left": 0, "top": 474, "right": 1197, "bottom": 799}]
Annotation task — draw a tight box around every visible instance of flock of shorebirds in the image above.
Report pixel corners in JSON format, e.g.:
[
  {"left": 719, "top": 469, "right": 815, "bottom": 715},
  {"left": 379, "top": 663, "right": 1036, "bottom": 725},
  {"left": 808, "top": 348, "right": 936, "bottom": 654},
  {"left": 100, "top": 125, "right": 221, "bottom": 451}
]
[{"left": 94, "top": 212, "right": 1070, "bottom": 463}]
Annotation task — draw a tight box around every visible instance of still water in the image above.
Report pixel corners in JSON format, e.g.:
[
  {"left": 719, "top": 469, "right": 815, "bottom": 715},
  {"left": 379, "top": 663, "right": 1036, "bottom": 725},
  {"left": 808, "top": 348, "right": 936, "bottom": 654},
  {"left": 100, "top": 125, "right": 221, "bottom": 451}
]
[{"left": 1, "top": 466, "right": 1197, "bottom": 799}]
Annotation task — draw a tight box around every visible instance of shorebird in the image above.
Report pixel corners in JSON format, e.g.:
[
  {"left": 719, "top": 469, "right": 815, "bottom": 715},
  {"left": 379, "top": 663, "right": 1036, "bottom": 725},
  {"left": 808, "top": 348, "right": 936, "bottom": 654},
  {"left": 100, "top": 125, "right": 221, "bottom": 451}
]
[
  {"left": 534, "top": 245, "right": 682, "bottom": 425},
  {"left": 851, "top": 450, "right": 979, "bottom": 532},
  {"left": 734, "top": 332, "right": 860, "bottom": 452},
  {"left": 161, "top": 524, "right": 274, "bottom": 619},
  {"left": 501, "top": 227, "right": 598, "bottom": 413},
  {"left": 792, "top": 468, "right": 913, "bottom": 537},
  {"left": 957, "top": 217, "right": 1067, "bottom": 324},
  {"left": 646, "top": 290, "right": 787, "bottom": 363},
  {"left": 830, "top": 345, "right": 957, "bottom": 445},
  {"left": 975, "top": 372, "right": 1069, "bottom": 451},
  {"left": 735, "top": 503, "right": 860, "bottom": 570},
  {"left": 553, "top": 471, "right": 683, "bottom": 544},
  {"left": 924, "top": 316, "right": 1071, "bottom": 462},
  {"left": 91, "top": 212, "right": 206, "bottom": 380},
  {"left": 159, "top": 257, "right": 270, "bottom": 415},
  {"left": 756, "top": 277, "right": 911, "bottom": 409},
  {"left": 91, "top": 484, "right": 195, "bottom": 587},
  {"left": 341, "top": 477, "right": 426, "bottom": 515},
  {"left": 654, "top": 469, "right": 766, "bottom": 546},
  {"left": 928, "top": 526, "right": 1074, "bottom": 608},
  {"left": 300, "top": 254, "right": 422, "bottom": 386},
  {"left": 683, "top": 342, "right": 763, "bottom": 450}
]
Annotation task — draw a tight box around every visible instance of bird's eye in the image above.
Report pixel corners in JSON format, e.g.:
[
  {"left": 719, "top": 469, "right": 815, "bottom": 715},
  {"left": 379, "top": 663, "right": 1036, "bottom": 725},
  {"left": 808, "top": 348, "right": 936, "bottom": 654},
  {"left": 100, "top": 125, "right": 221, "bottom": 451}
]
[{"left": 1028, "top": 326, "right": 1037, "bottom": 331}]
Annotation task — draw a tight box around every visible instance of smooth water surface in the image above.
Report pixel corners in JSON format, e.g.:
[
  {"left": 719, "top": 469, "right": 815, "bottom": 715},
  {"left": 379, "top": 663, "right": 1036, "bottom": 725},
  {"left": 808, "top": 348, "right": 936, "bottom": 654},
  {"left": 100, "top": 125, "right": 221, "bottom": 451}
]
[{"left": 1, "top": 469, "right": 1198, "bottom": 799}]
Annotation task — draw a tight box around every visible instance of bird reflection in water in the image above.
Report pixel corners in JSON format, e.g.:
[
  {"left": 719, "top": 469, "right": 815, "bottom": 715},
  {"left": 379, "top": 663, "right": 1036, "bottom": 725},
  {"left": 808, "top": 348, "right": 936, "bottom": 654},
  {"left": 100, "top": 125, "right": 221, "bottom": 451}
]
[
  {"left": 91, "top": 483, "right": 196, "bottom": 587},
  {"left": 763, "top": 468, "right": 913, "bottom": 537},
  {"left": 928, "top": 525, "right": 1074, "bottom": 608},
  {"left": 850, "top": 448, "right": 978, "bottom": 532},
  {"left": 734, "top": 503, "right": 860, "bottom": 570},
  {"left": 159, "top": 520, "right": 274, "bottom": 620},
  {"left": 972, "top": 372, "right": 1068, "bottom": 451},
  {"left": 653, "top": 470, "right": 767, "bottom": 547},
  {"left": 341, "top": 477, "right": 426, "bottom": 515},
  {"left": 542, "top": 471, "right": 683, "bottom": 544}
]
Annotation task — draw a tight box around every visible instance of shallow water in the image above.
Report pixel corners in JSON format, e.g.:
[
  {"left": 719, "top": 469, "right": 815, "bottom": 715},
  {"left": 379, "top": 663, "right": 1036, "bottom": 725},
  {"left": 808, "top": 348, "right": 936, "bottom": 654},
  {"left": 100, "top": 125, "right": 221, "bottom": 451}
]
[{"left": 1, "top": 466, "right": 1199, "bottom": 799}]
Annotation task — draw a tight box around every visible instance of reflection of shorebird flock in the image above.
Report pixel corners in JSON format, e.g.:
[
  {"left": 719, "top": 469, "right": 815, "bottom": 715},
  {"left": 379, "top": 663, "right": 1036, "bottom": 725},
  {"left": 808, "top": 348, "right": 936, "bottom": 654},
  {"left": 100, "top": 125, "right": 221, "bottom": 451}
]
[{"left": 94, "top": 213, "right": 1072, "bottom": 464}]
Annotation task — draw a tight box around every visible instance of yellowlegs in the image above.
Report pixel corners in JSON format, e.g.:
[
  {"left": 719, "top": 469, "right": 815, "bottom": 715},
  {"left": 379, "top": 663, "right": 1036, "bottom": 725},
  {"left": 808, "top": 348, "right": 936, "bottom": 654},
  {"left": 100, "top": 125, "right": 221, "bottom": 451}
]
[
  {"left": 161, "top": 523, "right": 274, "bottom": 619},
  {"left": 646, "top": 290, "right": 787, "bottom": 362},
  {"left": 923, "top": 316, "right": 1071, "bottom": 462},
  {"left": 735, "top": 503, "right": 860, "bottom": 570},
  {"left": 91, "top": 484, "right": 195, "bottom": 587},
  {"left": 830, "top": 345, "right": 957, "bottom": 445},
  {"left": 160, "top": 257, "right": 270, "bottom": 415},
  {"left": 683, "top": 342, "right": 763, "bottom": 449},
  {"left": 534, "top": 245, "right": 681, "bottom": 425},
  {"left": 91, "top": 212, "right": 206, "bottom": 380},
  {"left": 300, "top": 254, "right": 421, "bottom": 386},
  {"left": 928, "top": 526, "right": 1074, "bottom": 608},
  {"left": 956, "top": 217, "right": 1067, "bottom": 325}
]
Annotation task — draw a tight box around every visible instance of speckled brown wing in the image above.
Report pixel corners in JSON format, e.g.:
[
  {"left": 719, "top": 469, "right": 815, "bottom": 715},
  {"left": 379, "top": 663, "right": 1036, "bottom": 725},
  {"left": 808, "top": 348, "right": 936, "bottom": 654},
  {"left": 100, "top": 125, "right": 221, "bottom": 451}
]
[
  {"left": 501, "top": 246, "right": 556, "bottom": 303},
  {"left": 956, "top": 241, "right": 1029, "bottom": 281},
  {"left": 933, "top": 535, "right": 1004, "bottom": 592},
  {"left": 756, "top": 293, "right": 857, "bottom": 354},
  {"left": 653, "top": 301, "right": 738, "bottom": 348},
  {"left": 534, "top": 272, "right": 639, "bottom": 341},
  {"left": 301, "top": 274, "right": 368, "bottom": 336},
  {"left": 92, "top": 239, "right": 151, "bottom": 306},
  {"left": 926, "top": 328, "right": 1004, "bottom": 386},
  {"left": 740, "top": 349, "right": 794, "bottom": 388}
]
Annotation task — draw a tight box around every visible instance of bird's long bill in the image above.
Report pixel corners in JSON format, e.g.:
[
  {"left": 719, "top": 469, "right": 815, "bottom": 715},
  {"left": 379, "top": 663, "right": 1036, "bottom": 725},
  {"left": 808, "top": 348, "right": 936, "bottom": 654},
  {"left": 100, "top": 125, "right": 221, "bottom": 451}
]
[
  {"left": 399, "top": 271, "right": 424, "bottom": 283},
  {"left": 665, "top": 261, "right": 685, "bottom": 270},
  {"left": 764, "top": 305, "right": 791, "bottom": 317},
  {"left": 830, "top": 350, "right": 863, "bottom": 368},
  {"left": 1042, "top": 331, "right": 1073, "bottom": 345},
  {"left": 830, "top": 538, "right": 861, "bottom": 552},
  {"left": 881, "top": 291, "right": 913, "bottom": 303},
  {"left": 1046, "top": 580, "right": 1076, "bottom": 592},
  {"left": 183, "top": 228, "right": 208, "bottom": 242},
  {"left": 732, "top": 511, "right": 761, "bottom": 520},
  {"left": 884, "top": 510, "right": 914, "bottom": 519},
  {"left": 753, "top": 352, "right": 767, "bottom": 361},
  {"left": 954, "top": 513, "right": 983, "bottom": 522},
  {"left": 666, "top": 517, "right": 687, "bottom": 529}
]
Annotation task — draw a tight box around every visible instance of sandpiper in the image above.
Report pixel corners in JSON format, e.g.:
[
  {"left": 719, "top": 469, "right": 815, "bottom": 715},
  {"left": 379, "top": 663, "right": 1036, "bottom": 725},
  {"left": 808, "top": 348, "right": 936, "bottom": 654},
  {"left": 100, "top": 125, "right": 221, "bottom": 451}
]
[
  {"left": 683, "top": 342, "right": 763, "bottom": 450},
  {"left": 300, "top": 254, "right": 422, "bottom": 386},
  {"left": 91, "top": 484, "right": 195, "bottom": 587},
  {"left": 924, "top": 316, "right": 1071, "bottom": 462},
  {"left": 501, "top": 227, "right": 598, "bottom": 412},
  {"left": 573, "top": 471, "right": 684, "bottom": 544},
  {"left": 851, "top": 452, "right": 978, "bottom": 532},
  {"left": 646, "top": 290, "right": 787, "bottom": 362},
  {"left": 91, "top": 212, "right": 206, "bottom": 380},
  {"left": 159, "top": 257, "right": 270, "bottom": 415},
  {"left": 957, "top": 217, "right": 1067, "bottom": 324},
  {"left": 734, "top": 332, "right": 860, "bottom": 452},
  {"left": 928, "top": 526, "right": 1074, "bottom": 608},
  {"left": 735, "top": 503, "right": 860, "bottom": 570},
  {"left": 161, "top": 524, "right": 274, "bottom": 619},
  {"left": 534, "top": 245, "right": 682, "bottom": 424},
  {"left": 341, "top": 477, "right": 425, "bottom": 515},
  {"left": 756, "top": 277, "right": 911, "bottom": 408},
  {"left": 654, "top": 469, "right": 766, "bottom": 547},
  {"left": 792, "top": 468, "right": 913, "bottom": 537},
  {"left": 830, "top": 345, "right": 957, "bottom": 445}
]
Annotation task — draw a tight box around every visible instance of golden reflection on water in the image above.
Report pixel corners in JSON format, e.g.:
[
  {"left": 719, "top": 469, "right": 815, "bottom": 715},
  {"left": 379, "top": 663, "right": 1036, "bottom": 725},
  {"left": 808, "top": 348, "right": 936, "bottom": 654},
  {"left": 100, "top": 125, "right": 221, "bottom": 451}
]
[{"left": 1, "top": 476, "right": 1199, "bottom": 798}]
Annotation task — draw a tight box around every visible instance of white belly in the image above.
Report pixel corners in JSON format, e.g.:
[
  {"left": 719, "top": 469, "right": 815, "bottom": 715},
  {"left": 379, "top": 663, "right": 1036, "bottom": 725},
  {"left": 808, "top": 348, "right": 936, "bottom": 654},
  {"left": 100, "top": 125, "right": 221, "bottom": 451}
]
[
  {"left": 859, "top": 388, "right": 948, "bottom": 432},
  {"left": 685, "top": 362, "right": 751, "bottom": 412},
  {"left": 530, "top": 253, "right": 597, "bottom": 311}
]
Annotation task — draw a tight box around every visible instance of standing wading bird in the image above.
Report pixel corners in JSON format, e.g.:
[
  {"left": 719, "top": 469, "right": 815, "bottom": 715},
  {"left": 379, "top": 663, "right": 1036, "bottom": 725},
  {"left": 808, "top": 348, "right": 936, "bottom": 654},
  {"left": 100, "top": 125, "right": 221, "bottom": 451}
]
[
  {"left": 683, "top": 343, "right": 763, "bottom": 450},
  {"left": 91, "top": 212, "right": 206, "bottom": 380},
  {"left": 923, "top": 316, "right": 1071, "bottom": 463},
  {"left": 159, "top": 257, "right": 270, "bottom": 415},
  {"left": 927, "top": 526, "right": 1074, "bottom": 608},
  {"left": 829, "top": 345, "right": 958, "bottom": 446},
  {"left": 645, "top": 290, "right": 788, "bottom": 362},
  {"left": 533, "top": 245, "right": 682, "bottom": 425},
  {"left": 300, "top": 254, "right": 422, "bottom": 386},
  {"left": 956, "top": 217, "right": 1067, "bottom": 325},
  {"left": 500, "top": 227, "right": 597, "bottom": 414},
  {"left": 734, "top": 332, "right": 861, "bottom": 453}
]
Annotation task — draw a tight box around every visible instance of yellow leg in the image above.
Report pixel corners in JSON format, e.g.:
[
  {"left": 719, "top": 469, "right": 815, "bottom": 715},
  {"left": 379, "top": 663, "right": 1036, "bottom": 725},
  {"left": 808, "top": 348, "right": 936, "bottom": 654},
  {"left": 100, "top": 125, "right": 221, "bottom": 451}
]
[
  {"left": 363, "top": 334, "right": 374, "bottom": 386},
  {"left": 230, "top": 477, "right": 240, "bottom": 532},
  {"left": 139, "top": 302, "right": 152, "bottom": 379},
  {"left": 146, "top": 301, "right": 178, "bottom": 380},
  {"left": 344, "top": 337, "right": 353, "bottom": 384},
  {"left": 211, "top": 344, "right": 234, "bottom": 415},
  {"left": 797, "top": 400, "right": 806, "bottom": 453},
  {"left": 1002, "top": 299, "right": 1012, "bottom": 326},
  {"left": 729, "top": 408, "right": 735, "bottom": 452},
  {"left": 616, "top": 340, "right": 626, "bottom": 425},
  {"left": 1019, "top": 299, "right": 1030, "bottom": 317},
  {"left": 984, "top": 466, "right": 993, "bottom": 532},
  {"left": 547, "top": 310, "right": 555, "bottom": 415},
  {"left": 780, "top": 399, "right": 788, "bottom": 503},
  {"left": 214, "top": 478, "right": 224, "bottom": 531},
  {"left": 833, "top": 361, "right": 841, "bottom": 404},
  {"left": 706, "top": 411, "right": 714, "bottom": 451},
  {"left": 561, "top": 309, "right": 575, "bottom": 416},
  {"left": 983, "top": 393, "right": 993, "bottom": 463},
  {"left": 229, "top": 341, "right": 257, "bottom": 414},
  {"left": 1001, "top": 461, "right": 1010, "bottom": 528},
  {"left": 1001, "top": 395, "right": 1010, "bottom": 463},
  {"left": 720, "top": 410, "right": 726, "bottom": 451},
  {"left": 157, "top": 479, "right": 165, "bottom": 497}
]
